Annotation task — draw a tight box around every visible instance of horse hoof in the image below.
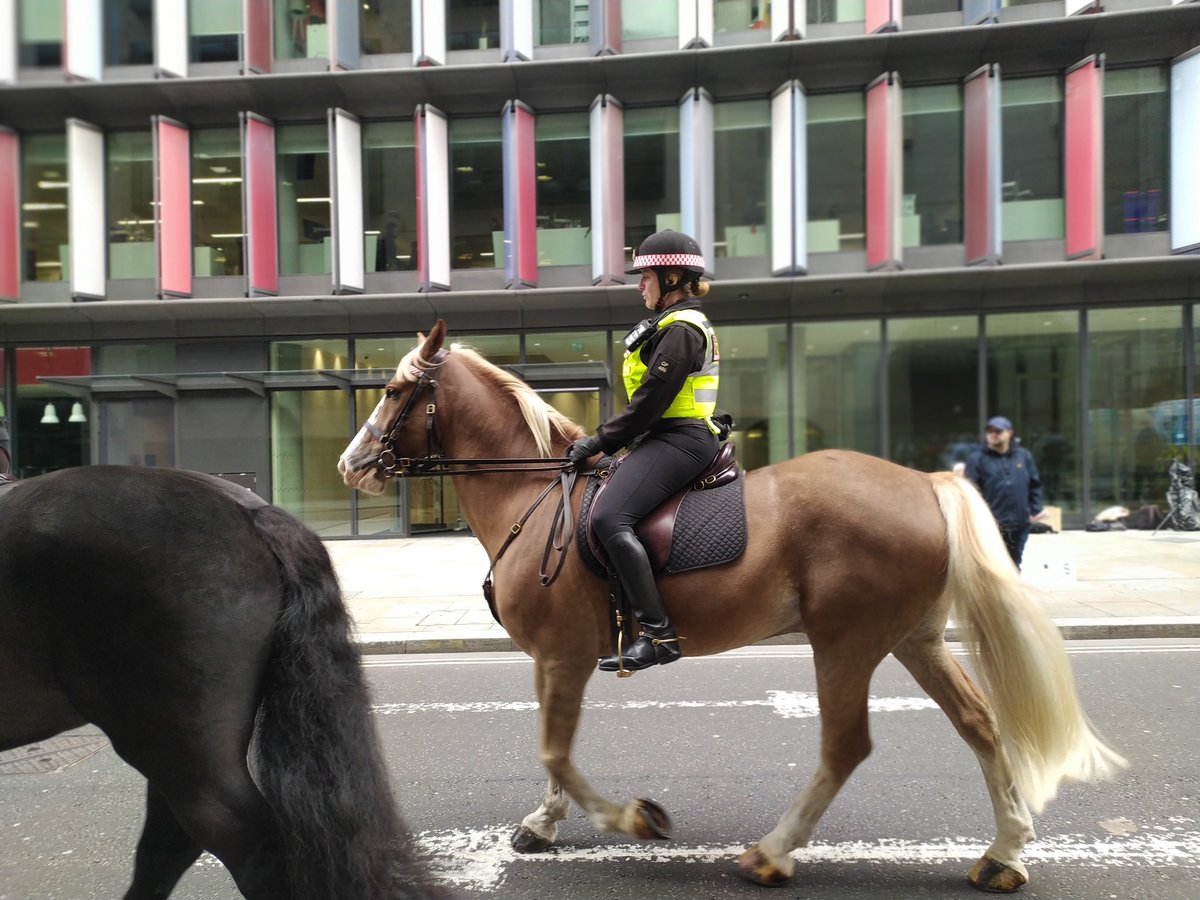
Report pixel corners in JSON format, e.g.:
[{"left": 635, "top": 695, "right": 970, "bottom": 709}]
[
  {"left": 968, "top": 855, "right": 1028, "bottom": 893},
  {"left": 511, "top": 825, "right": 554, "bottom": 854},
  {"left": 621, "top": 798, "right": 672, "bottom": 840},
  {"left": 736, "top": 844, "right": 793, "bottom": 886}
]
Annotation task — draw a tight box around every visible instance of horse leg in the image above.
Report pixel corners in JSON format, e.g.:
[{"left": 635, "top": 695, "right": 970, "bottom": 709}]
[
  {"left": 513, "top": 657, "right": 670, "bottom": 852},
  {"left": 123, "top": 785, "right": 202, "bottom": 900},
  {"left": 738, "top": 649, "right": 876, "bottom": 886},
  {"left": 893, "top": 636, "right": 1035, "bottom": 893},
  {"left": 513, "top": 662, "right": 572, "bottom": 852},
  {"left": 148, "top": 766, "right": 289, "bottom": 900}
]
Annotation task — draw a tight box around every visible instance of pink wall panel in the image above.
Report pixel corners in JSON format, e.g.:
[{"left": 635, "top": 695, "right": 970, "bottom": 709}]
[
  {"left": 512, "top": 103, "right": 537, "bottom": 286},
  {"left": 415, "top": 108, "right": 427, "bottom": 287},
  {"left": 964, "top": 66, "right": 999, "bottom": 266},
  {"left": 873, "top": 78, "right": 892, "bottom": 270},
  {"left": 0, "top": 130, "right": 18, "bottom": 299},
  {"left": 1065, "top": 57, "right": 1103, "bottom": 260},
  {"left": 156, "top": 118, "right": 192, "bottom": 297},
  {"left": 244, "top": 0, "right": 273, "bottom": 74},
  {"left": 865, "top": 0, "right": 899, "bottom": 34},
  {"left": 244, "top": 114, "right": 278, "bottom": 296}
]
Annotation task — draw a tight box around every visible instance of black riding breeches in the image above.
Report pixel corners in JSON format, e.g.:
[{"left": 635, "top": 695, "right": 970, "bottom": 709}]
[{"left": 590, "top": 425, "right": 719, "bottom": 545}]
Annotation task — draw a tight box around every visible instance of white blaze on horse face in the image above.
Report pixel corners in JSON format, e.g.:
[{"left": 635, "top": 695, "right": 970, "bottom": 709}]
[{"left": 338, "top": 394, "right": 391, "bottom": 474}]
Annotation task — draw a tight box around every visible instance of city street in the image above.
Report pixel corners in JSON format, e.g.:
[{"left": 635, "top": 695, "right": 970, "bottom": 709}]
[{"left": 2, "top": 641, "right": 1198, "bottom": 899}]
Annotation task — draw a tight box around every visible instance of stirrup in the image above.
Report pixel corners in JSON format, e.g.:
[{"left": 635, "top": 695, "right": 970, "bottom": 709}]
[{"left": 601, "top": 627, "right": 684, "bottom": 677}]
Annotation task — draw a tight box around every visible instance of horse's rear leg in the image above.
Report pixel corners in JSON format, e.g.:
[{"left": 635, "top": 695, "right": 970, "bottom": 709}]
[
  {"left": 738, "top": 650, "right": 875, "bottom": 886},
  {"left": 513, "top": 657, "right": 669, "bottom": 852},
  {"left": 893, "top": 636, "right": 1035, "bottom": 893},
  {"left": 123, "top": 785, "right": 202, "bottom": 900}
]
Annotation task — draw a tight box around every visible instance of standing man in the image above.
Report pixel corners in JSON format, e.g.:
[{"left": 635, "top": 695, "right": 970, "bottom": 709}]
[{"left": 965, "top": 416, "right": 1045, "bottom": 568}]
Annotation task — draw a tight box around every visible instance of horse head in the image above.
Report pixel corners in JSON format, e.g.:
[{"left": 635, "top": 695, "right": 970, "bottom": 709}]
[{"left": 338, "top": 321, "right": 450, "bottom": 495}]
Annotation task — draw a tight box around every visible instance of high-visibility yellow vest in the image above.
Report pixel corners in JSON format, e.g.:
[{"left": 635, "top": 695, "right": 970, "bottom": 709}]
[{"left": 622, "top": 307, "right": 720, "bottom": 434}]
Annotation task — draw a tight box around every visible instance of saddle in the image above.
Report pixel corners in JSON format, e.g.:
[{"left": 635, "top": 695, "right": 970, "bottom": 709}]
[{"left": 578, "top": 441, "right": 747, "bottom": 578}]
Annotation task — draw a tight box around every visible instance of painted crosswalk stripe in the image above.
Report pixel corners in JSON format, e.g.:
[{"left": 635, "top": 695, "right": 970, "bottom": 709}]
[
  {"left": 372, "top": 691, "right": 939, "bottom": 718},
  {"left": 414, "top": 825, "right": 1200, "bottom": 893}
]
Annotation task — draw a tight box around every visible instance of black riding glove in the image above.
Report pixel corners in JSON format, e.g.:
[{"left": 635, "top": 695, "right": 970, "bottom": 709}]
[{"left": 567, "top": 435, "right": 601, "bottom": 466}]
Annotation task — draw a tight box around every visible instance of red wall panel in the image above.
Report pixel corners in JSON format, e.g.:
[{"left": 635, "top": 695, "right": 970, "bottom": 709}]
[
  {"left": 865, "top": 0, "right": 900, "bottom": 34},
  {"left": 866, "top": 74, "right": 900, "bottom": 271},
  {"left": 964, "top": 65, "right": 1000, "bottom": 266},
  {"left": 156, "top": 117, "right": 192, "bottom": 298},
  {"left": 1065, "top": 56, "right": 1103, "bottom": 260},
  {"left": 244, "top": 0, "right": 273, "bottom": 74},
  {"left": 243, "top": 114, "right": 278, "bottom": 296},
  {"left": 0, "top": 129, "right": 18, "bottom": 299}
]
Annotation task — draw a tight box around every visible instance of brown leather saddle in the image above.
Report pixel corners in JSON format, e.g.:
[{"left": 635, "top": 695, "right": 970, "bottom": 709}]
[{"left": 584, "top": 441, "right": 741, "bottom": 573}]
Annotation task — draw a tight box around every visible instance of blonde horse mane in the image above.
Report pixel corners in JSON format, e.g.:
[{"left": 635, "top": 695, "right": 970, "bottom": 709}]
[{"left": 395, "top": 340, "right": 584, "bottom": 457}]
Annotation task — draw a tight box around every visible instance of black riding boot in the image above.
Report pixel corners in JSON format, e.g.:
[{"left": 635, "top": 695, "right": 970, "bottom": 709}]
[{"left": 598, "top": 531, "right": 681, "bottom": 672}]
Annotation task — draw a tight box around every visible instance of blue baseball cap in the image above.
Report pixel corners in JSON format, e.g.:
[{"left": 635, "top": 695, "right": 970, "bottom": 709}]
[{"left": 986, "top": 416, "right": 1013, "bottom": 432}]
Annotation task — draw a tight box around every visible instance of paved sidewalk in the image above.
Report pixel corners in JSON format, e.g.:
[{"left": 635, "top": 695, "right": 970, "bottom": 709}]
[{"left": 324, "top": 529, "right": 1200, "bottom": 655}]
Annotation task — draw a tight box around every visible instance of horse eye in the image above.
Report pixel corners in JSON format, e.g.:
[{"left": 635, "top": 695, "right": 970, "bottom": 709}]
[{"left": 385, "top": 387, "right": 400, "bottom": 400}]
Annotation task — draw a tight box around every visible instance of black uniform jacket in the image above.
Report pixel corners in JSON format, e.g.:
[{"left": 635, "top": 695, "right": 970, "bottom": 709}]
[{"left": 965, "top": 444, "right": 1044, "bottom": 527}]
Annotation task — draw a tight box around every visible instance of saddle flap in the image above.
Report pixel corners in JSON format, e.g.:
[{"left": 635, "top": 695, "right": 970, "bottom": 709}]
[{"left": 585, "top": 442, "right": 742, "bottom": 573}]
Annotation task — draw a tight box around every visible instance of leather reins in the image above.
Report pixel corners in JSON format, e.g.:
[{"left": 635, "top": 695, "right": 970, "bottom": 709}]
[{"left": 362, "top": 348, "right": 578, "bottom": 595}]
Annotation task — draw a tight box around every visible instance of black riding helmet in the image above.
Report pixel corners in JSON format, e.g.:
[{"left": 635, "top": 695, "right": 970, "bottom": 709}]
[{"left": 625, "top": 230, "right": 706, "bottom": 307}]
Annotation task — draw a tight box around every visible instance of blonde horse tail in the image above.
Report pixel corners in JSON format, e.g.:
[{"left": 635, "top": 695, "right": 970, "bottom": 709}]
[{"left": 929, "top": 472, "right": 1127, "bottom": 814}]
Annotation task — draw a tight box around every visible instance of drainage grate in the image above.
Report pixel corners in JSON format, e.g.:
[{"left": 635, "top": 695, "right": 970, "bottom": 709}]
[{"left": 0, "top": 735, "right": 109, "bottom": 775}]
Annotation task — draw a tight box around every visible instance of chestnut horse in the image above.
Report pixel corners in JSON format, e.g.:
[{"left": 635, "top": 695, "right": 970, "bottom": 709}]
[{"left": 338, "top": 321, "right": 1125, "bottom": 892}]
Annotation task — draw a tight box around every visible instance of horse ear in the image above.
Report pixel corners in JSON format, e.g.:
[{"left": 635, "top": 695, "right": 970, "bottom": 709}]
[{"left": 421, "top": 320, "right": 447, "bottom": 360}]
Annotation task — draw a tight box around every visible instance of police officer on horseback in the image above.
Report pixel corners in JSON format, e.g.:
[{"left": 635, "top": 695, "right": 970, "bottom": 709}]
[{"left": 567, "top": 230, "right": 722, "bottom": 672}]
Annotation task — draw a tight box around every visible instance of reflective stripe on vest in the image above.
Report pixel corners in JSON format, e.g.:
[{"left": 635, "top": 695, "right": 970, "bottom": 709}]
[{"left": 622, "top": 307, "right": 721, "bottom": 433}]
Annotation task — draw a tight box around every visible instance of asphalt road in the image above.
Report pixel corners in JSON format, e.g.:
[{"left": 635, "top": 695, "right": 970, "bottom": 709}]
[{"left": 1, "top": 640, "right": 1197, "bottom": 899}]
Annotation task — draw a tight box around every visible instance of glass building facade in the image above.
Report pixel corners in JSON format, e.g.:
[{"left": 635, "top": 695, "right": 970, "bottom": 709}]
[{"left": 0, "top": 0, "right": 1196, "bottom": 537}]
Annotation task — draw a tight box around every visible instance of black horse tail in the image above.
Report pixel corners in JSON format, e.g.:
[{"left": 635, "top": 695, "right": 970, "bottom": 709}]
[{"left": 248, "top": 504, "right": 441, "bottom": 900}]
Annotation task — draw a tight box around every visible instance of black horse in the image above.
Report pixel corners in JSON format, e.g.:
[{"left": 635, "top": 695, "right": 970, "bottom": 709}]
[{"left": 0, "top": 466, "right": 439, "bottom": 900}]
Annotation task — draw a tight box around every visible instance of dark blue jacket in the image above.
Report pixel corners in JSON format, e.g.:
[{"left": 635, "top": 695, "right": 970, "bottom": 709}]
[{"left": 965, "top": 444, "right": 1043, "bottom": 528}]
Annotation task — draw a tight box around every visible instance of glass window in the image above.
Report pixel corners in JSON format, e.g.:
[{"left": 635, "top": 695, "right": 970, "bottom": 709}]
[
  {"left": 21, "top": 133, "right": 68, "bottom": 283},
  {"left": 1088, "top": 306, "right": 1184, "bottom": 510},
  {"left": 448, "top": 0, "right": 500, "bottom": 50},
  {"left": 714, "top": 100, "right": 770, "bottom": 259},
  {"left": 1104, "top": 67, "right": 1168, "bottom": 236},
  {"left": 277, "top": 124, "right": 331, "bottom": 276},
  {"left": 986, "top": 311, "right": 1081, "bottom": 516},
  {"left": 1001, "top": 76, "right": 1063, "bottom": 241},
  {"left": 535, "top": 112, "right": 591, "bottom": 267},
  {"left": 14, "top": 347, "right": 91, "bottom": 478},
  {"left": 887, "top": 316, "right": 979, "bottom": 472},
  {"left": 105, "top": 0, "right": 154, "bottom": 66},
  {"left": 191, "top": 0, "right": 242, "bottom": 62},
  {"left": 720, "top": 324, "right": 790, "bottom": 470},
  {"left": 18, "top": 0, "right": 62, "bottom": 67},
  {"left": 807, "top": 93, "right": 865, "bottom": 253},
  {"left": 715, "top": 0, "right": 770, "bottom": 33},
  {"left": 449, "top": 116, "right": 503, "bottom": 269},
  {"left": 99, "top": 398, "right": 172, "bottom": 467},
  {"left": 534, "top": 0, "right": 588, "bottom": 45},
  {"left": 624, "top": 106, "right": 680, "bottom": 259},
  {"left": 193, "top": 128, "right": 245, "bottom": 277},
  {"left": 363, "top": 121, "right": 418, "bottom": 272},
  {"left": 361, "top": 0, "right": 412, "bottom": 54},
  {"left": 107, "top": 130, "right": 155, "bottom": 280},
  {"left": 275, "top": 0, "right": 328, "bottom": 60},
  {"left": 622, "top": 0, "right": 677, "bottom": 39},
  {"left": 794, "top": 320, "right": 882, "bottom": 456},
  {"left": 270, "top": 340, "right": 351, "bottom": 535},
  {"left": 902, "top": 84, "right": 963, "bottom": 247},
  {"left": 807, "top": 0, "right": 865, "bottom": 24}
]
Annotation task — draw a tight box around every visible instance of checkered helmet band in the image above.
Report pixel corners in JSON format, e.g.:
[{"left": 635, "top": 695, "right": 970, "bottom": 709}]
[{"left": 629, "top": 253, "right": 706, "bottom": 272}]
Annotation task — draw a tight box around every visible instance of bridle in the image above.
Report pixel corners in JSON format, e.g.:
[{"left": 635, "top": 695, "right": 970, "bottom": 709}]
[
  {"left": 364, "top": 348, "right": 573, "bottom": 479},
  {"left": 360, "top": 346, "right": 579, "bottom": 595}
]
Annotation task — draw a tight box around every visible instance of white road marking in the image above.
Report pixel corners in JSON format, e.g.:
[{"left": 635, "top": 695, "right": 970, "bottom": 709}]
[
  {"left": 372, "top": 691, "right": 939, "bottom": 717},
  {"left": 362, "top": 642, "right": 1200, "bottom": 668},
  {"left": 415, "top": 825, "right": 1200, "bottom": 893}
]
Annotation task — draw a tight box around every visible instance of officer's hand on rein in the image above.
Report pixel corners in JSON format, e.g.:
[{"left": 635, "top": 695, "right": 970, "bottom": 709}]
[{"left": 567, "top": 436, "right": 601, "bottom": 466}]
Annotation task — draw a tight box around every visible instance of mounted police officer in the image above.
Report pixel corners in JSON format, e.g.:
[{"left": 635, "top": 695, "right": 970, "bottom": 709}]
[{"left": 567, "top": 230, "right": 722, "bottom": 672}]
